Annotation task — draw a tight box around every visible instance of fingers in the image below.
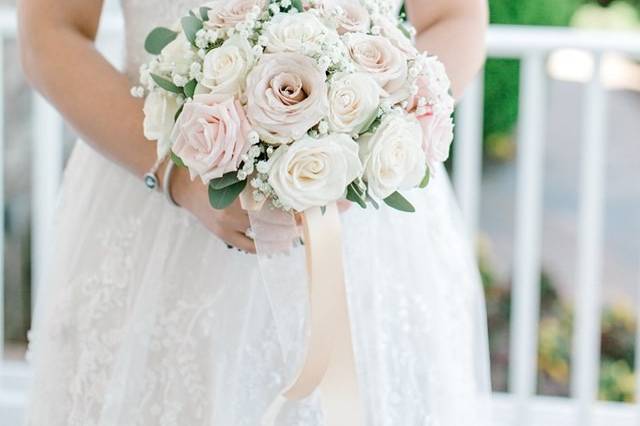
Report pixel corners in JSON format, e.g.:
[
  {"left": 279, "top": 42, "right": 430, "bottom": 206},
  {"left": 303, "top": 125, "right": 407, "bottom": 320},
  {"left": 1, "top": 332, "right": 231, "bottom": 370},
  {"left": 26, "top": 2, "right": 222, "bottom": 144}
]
[{"left": 225, "top": 231, "right": 257, "bottom": 254}]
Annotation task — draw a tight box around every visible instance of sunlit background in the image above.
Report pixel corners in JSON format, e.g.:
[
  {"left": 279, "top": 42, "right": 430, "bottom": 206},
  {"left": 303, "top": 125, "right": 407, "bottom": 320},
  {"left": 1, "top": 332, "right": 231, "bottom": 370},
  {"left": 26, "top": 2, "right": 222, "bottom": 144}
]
[{"left": 1, "top": 0, "right": 639, "bottom": 425}]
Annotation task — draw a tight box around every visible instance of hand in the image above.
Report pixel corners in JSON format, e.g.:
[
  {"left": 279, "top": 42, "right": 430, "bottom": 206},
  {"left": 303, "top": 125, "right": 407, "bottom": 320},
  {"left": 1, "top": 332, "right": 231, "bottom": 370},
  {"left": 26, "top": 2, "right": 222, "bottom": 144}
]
[{"left": 170, "top": 166, "right": 257, "bottom": 254}]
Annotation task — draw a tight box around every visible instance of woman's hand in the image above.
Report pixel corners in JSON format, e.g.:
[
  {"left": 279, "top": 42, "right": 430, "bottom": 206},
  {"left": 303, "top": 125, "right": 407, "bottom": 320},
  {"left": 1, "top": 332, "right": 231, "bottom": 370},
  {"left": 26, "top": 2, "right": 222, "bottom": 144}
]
[{"left": 171, "top": 166, "right": 257, "bottom": 253}]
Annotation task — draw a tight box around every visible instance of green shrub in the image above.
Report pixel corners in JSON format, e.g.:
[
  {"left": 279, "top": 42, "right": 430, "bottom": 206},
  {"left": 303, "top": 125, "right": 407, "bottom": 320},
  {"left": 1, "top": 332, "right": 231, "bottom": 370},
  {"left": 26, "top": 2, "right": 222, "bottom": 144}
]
[{"left": 482, "top": 0, "right": 585, "bottom": 157}]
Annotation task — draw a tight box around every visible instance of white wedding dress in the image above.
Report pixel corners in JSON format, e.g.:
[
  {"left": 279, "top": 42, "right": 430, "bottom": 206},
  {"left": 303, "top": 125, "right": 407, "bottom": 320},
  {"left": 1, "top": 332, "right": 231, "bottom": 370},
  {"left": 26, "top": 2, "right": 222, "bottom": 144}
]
[{"left": 25, "top": 1, "right": 492, "bottom": 425}]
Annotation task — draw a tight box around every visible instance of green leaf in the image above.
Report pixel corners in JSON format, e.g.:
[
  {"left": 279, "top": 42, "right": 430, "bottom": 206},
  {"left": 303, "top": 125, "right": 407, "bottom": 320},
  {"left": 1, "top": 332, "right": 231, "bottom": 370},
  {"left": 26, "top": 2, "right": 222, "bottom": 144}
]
[
  {"left": 346, "top": 183, "right": 367, "bottom": 209},
  {"left": 170, "top": 151, "right": 185, "bottom": 167},
  {"left": 419, "top": 168, "right": 431, "bottom": 189},
  {"left": 320, "top": 206, "right": 327, "bottom": 215},
  {"left": 144, "top": 27, "right": 178, "bottom": 55},
  {"left": 199, "top": 6, "right": 211, "bottom": 21},
  {"left": 366, "top": 193, "right": 380, "bottom": 210},
  {"left": 209, "top": 172, "right": 240, "bottom": 190},
  {"left": 183, "top": 79, "right": 197, "bottom": 99},
  {"left": 182, "top": 15, "right": 203, "bottom": 46},
  {"left": 151, "top": 73, "right": 182, "bottom": 94},
  {"left": 208, "top": 179, "right": 247, "bottom": 210},
  {"left": 174, "top": 104, "right": 184, "bottom": 121},
  {"left": 383, "top": 191, "right": 415, "bottom": 213},
  {"left": 291, "top": 0, "right": 304, "bottom": 12}
]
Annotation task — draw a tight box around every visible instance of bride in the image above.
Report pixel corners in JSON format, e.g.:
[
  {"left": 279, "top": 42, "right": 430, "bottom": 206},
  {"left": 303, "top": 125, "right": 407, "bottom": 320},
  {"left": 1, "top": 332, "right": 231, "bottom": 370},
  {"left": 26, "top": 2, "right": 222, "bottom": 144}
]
[{"left": 18, "top": 0, "right": 491, "bottom": 425}]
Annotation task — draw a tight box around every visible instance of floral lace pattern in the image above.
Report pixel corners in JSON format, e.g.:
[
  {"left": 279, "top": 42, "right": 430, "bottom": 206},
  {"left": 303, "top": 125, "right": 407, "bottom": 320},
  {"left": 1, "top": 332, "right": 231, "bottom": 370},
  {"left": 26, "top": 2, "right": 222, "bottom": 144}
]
[{"left": 26, "top": 1, "right": 492, "bottom": 425}]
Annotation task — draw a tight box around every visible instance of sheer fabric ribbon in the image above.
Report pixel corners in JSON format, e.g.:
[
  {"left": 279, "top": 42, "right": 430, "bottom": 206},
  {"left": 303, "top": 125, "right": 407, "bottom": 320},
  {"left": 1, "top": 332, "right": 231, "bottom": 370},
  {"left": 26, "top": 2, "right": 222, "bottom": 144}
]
[{"left": 240, "top": 192, "right": 364, "bottom": 425}]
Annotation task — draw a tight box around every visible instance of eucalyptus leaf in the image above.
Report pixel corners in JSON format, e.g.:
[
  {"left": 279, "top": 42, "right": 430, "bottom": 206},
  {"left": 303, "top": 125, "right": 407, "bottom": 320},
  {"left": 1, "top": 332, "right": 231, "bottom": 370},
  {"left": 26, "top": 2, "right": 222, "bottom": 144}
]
[
  {"left": 321, "top": 206, "right": 327, "bottom": 215},
  {"left": 144, "top": 27, "right": 178, "bottom": 55},
  {"left": 151, "top": 73, "right": 182, "bottom": 94},
  {"left": 346, "top": 183, "right": 367, "bottom": 209},
  {"left": 170, "top": 151, "right": 185, "bottom": 167},
  {"left": 208, "top": 179, "right": 247, "bottom": 210},
  {"left": 199, "top": 6, "right": 211, "bottom": 21},
  {"left": 182, "top": 15, "right": 203, "bottom": 46},
  {"left": 209, "top": 172, "right": 240, "bottom": 190},
  {"left": 183, "top": 79, "right": 197, "bottom": 99},
  {"left": 291, "top": 0, "right": 304, "bottom": 12},
  {"left": 366, "top": 193, "right": 380, "bottom": 210},
  {"left": 383, "top": 191, "right": 415, "bottom": 213},
  {"left": 419, "top": 169, "right": 431, "bottom": 189}
]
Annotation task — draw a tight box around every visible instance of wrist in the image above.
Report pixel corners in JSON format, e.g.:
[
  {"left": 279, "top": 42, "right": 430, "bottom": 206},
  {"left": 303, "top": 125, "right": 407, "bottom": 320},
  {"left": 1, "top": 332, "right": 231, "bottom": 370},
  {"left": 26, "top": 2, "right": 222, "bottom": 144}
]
[{"left": 170, "top": 165, "right": 196, "bottom": 208}]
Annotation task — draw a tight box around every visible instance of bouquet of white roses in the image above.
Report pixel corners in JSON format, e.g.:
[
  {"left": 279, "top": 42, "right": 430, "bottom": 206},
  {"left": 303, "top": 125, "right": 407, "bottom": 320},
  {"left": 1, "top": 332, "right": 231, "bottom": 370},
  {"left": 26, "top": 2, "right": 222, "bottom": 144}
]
[{"left": 135, "top": 0, "right": 455, "bottom": 214}]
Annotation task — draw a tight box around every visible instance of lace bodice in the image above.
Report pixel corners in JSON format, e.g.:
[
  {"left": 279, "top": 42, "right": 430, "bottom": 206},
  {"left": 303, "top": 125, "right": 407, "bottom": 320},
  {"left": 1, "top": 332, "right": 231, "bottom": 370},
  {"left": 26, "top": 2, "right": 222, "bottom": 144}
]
[{"left": 119, "top": 0, "right": 404, "bottom": 81}]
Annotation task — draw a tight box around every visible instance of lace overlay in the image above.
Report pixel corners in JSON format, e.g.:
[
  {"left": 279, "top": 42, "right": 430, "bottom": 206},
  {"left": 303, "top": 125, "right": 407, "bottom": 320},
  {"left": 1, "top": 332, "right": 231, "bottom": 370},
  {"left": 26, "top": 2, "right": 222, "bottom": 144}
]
[{"left": 26, "top": 1, "right": 492, "bottom": 425}]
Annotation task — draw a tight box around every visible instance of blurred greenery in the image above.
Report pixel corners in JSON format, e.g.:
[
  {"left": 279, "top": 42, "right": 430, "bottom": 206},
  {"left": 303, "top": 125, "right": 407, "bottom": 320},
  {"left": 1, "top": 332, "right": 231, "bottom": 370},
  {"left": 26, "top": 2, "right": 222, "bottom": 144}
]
[
  {"left": 479, "top": 237, "right": 638, "bottom": 401},
  {"left": 483, "top": 0, "right": 584, "bottom": 160},
  {"left": 483, "top": 0, "right": 640, "bottom": 161}
]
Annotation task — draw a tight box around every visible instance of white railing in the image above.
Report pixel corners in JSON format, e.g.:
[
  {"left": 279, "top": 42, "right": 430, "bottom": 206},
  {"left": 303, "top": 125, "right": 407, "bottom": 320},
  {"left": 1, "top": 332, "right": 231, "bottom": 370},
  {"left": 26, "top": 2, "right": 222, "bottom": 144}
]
[{"left": 0, "top": 8, "right": 639, "bottom": 425}]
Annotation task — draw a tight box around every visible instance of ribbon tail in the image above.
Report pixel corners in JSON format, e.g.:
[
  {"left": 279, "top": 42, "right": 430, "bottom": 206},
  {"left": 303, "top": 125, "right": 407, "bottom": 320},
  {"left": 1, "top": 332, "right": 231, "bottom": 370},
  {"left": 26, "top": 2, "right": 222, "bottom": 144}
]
[{"left": 253, "top": 200, "right": 364, "bottom": 425}]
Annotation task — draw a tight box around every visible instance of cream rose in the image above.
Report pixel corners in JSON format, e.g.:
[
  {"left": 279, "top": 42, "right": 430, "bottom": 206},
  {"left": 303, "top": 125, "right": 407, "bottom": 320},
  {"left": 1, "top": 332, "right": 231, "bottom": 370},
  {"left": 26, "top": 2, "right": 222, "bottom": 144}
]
[
  {"left": 171, "top": 94, "right": 251, "bottom": 183},
  {"left": 268, "top": 134, "right": 363, "bottom": 211},
  {"left": 262, "top": 12, "right": 329, "bottom": 54},
  {"left": 359, "top": 114, "right": 426, "bottom": 199},
  {"left": 159, "top": 32, "right": 195, "bottom": 76},
  {"left": 321, "top": 0, "right": 370, "bottom": 34},
  {"left": 204, "top": 0, "right": 267, "bottom": 30},
  {"left": 246, "top": 53, "right": 329, "bottom": 144},
  {"left": 201, "top": 35, "right": 254, "bottom": 97},
  {"left": 344, "top": 33, "right": 408, "bottom": 100},
  {"left": 374, "top": 16, "right": 418, "bottom": 58},
  {"left": 143, "top": 90, "right": 181, "bottom": 158},
  {"left": 328, "top": 72, "right": 380, "bottom": 134}
]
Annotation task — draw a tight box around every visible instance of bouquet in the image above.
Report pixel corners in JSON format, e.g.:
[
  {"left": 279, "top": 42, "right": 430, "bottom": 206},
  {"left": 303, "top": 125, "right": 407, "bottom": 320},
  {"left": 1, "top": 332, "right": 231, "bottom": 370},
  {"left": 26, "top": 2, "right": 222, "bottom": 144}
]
[{"left": 134, "top": 0, "right": 455, "bottom": 215}]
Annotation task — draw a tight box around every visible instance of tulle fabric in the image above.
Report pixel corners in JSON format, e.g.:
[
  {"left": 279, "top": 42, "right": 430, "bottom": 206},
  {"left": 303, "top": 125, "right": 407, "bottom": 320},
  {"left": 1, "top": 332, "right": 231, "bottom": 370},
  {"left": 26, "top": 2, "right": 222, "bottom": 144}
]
[{"left": 25, "top": 0, "right": 493, "bottom": 424}]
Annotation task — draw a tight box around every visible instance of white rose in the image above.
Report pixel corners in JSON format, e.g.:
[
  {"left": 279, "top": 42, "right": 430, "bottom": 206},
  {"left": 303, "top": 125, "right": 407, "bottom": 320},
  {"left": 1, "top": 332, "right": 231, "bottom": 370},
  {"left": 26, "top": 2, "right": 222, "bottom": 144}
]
[
  {"left": 344, "top": 33, "right": 408, "bottom": 101},
  {"left": 328, "top": 72, "right": 380, "bottom": 134},
  {"left": 321, "top": 0, "right": 371, "bottom": 34},
  {"left": 359, "top": 114, "right": 426, "bottom": 200},
  {"left": 263, "top": 12, "right": 329, "bottom": 54},
  {"left": 201, "top": 35, "right": 254, "bottom": 97},
  {"left": 268, "top": 134, "right": 363, "bottom": 211},
  {"left": 159, "top": 32, "right": 195, "bottom": 77},
  {"left": 143, "top": 90, "right": 181, "bottom": 158}
]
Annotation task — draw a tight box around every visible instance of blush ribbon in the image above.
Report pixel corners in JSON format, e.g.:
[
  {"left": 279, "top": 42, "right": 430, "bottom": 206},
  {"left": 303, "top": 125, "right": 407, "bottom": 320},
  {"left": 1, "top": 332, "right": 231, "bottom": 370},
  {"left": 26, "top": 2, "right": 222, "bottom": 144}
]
[{"left": 240, "top": 192, "right": 364, "bottom": 425}]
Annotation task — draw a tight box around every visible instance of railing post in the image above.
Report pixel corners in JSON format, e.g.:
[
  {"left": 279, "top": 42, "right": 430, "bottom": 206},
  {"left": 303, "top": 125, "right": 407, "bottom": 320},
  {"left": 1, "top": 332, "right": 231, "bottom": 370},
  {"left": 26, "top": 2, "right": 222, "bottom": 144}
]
[
  {"left": 454, "top": 74, "right": 485, "bottom": 239},
  {"left": 571, "top": 53, "right": 607, "bottom": 426},
  {"left": 31, "top": 95, "right": 64, "bottom": 307},
  {"left": 0, "top": 38, "right": 5, "bottom": 360},
  {"left": 509, "top": 53, "right": 547, "bottom": 425}
]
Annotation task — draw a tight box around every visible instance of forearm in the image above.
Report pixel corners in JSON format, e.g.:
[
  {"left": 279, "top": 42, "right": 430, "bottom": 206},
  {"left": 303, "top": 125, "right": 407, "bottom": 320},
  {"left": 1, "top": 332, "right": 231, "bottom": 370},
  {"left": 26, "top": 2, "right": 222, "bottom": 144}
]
[
  {"left": 19, "top": 17, "right": 156, "bottom": 181},
  {"left": 408, "top": 1, "right": 488, "bottom": 99}
]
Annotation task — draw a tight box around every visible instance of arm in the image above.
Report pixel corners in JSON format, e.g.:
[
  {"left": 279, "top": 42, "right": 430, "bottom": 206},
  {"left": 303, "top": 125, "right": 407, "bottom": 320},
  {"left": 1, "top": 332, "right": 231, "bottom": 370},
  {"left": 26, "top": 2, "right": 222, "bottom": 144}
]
[
  {"left": 405, "top": 0, "right": 488, "bottom": 98},
  {"left": 18, "top": 0, "right": 256, "bottom": 252}
]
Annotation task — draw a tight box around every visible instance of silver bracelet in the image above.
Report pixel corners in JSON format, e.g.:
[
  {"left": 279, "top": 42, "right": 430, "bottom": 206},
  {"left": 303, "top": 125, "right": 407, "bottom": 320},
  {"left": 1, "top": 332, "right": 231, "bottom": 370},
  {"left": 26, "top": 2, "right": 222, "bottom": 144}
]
[
  {"left": 143, "top": 156, "right": 165, "bottom": 190},
  {"left": 162, "top": 159, "right": 179, "bottom": 207}
]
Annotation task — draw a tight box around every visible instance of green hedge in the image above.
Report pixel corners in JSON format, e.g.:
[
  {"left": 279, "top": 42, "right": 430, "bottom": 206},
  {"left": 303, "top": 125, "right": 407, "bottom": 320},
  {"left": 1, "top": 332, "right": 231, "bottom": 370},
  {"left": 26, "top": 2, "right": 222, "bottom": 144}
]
[{"left": 483, "top": 0, "right": 585, "bottom": 152}]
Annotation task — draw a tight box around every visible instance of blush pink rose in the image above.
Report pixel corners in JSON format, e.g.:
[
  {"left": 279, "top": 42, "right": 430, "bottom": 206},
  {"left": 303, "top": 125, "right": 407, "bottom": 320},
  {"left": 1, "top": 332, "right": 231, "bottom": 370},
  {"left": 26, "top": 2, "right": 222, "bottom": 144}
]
[
  {"left": 419, "top": 112, "right": 454, "bottom": 166},
  {"left": 405, "top": 75, "right": 454, "bottom": 165},
  {"left": 172, "top": 94, "right": 251, "bottom": 183}
]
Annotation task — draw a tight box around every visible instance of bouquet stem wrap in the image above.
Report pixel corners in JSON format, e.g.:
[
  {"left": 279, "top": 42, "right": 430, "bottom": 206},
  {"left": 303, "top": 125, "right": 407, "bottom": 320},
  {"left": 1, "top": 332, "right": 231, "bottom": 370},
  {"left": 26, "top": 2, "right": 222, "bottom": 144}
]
[{"left": 240, "top": 193, "right": 364, "bottom": 425}]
